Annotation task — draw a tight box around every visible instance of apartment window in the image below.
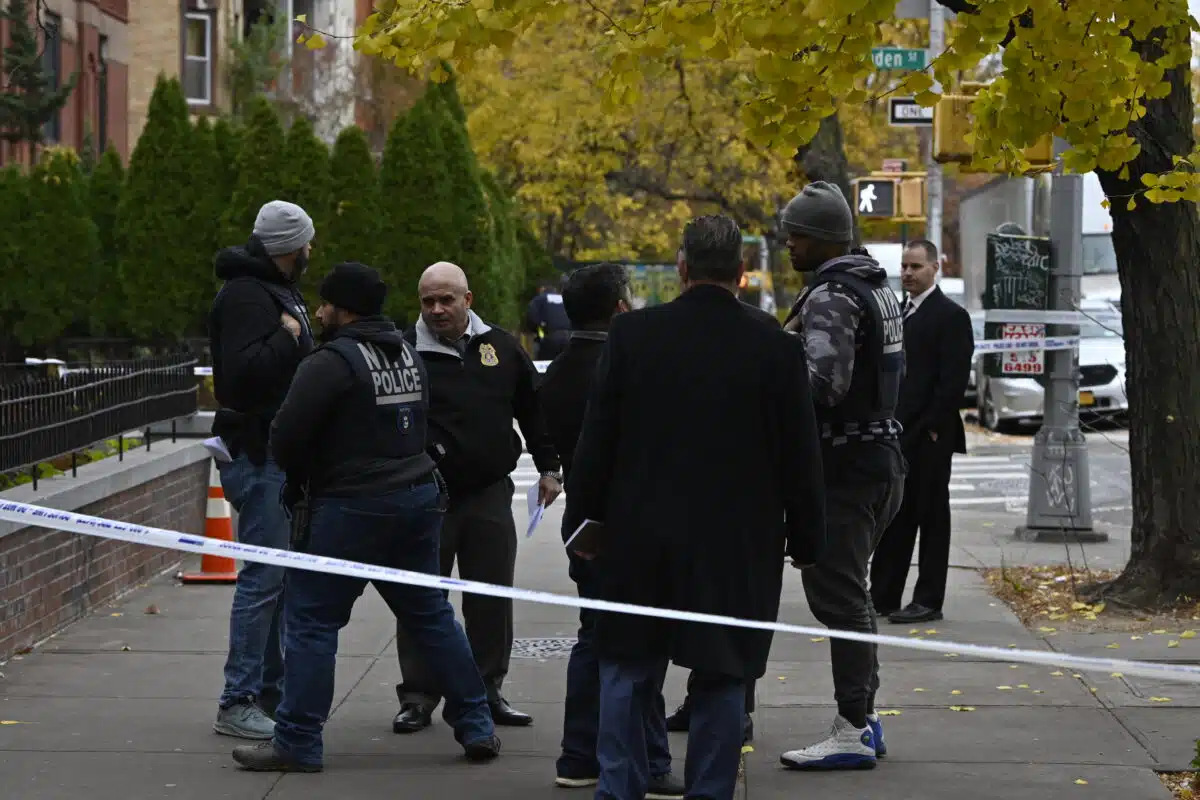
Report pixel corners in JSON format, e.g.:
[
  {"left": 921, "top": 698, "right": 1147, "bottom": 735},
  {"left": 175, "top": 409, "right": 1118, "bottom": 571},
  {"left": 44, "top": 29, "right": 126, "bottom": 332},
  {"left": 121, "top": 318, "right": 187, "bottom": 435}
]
[
  {"left": 98, "top": 37, "right": 109, "bottom": 153},
  {"left": 42, "top": 12, "right": 63, "bottom": 142},
  {"left": 183, "top": 13, "right": 213, "bottom": 106}
]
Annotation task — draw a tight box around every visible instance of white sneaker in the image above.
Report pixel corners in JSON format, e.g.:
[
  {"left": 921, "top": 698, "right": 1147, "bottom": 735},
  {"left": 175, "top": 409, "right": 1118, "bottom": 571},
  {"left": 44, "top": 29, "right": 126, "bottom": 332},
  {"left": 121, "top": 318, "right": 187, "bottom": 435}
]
[{"left": 779, "top": 715, "right": 878, "bottom": 771}]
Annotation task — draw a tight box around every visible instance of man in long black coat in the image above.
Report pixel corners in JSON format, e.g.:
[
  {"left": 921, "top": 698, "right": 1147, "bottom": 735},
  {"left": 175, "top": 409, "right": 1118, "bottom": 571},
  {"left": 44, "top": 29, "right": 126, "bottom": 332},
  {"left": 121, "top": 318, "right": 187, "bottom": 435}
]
[{"left": 566, "top": 215, "right": 827, "bottom": 800}]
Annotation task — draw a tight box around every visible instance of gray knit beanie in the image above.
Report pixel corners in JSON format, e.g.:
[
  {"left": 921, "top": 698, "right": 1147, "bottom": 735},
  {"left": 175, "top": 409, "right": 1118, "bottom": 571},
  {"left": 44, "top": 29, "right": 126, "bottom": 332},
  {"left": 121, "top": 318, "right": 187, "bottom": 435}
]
[
  {"left": 780, "top": 181, "right": 854, "bottom": 243},
  {"left": 253, "top": 200, "right": 315, "bottom": 256}
]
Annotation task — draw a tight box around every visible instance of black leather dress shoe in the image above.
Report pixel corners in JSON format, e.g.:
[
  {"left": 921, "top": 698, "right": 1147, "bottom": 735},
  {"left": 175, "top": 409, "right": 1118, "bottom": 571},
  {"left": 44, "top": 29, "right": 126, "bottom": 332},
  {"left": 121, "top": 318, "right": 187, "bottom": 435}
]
[
  {"left": 888, "top": 603, "right": 944, "bottom": 624},
  {"left": 489, "top": 696, "right": 533, "bottom": 726},
  {"left": 743, "top": 713, "right": 754, "bottom": 743},
  {"left": 392, "top": 702, "right": 433, "bottom": 733}
]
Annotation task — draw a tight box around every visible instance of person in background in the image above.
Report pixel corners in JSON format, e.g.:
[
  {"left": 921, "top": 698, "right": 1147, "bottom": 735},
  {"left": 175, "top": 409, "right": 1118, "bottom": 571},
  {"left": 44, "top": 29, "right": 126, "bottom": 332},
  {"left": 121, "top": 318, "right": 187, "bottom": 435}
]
[
  {"left": 870, "top": 239, "right": 975, "bottom": 624},
  {"left": 567, "top": 215, "right": 826, "bottom": 800},
  {"left": 524, "top": 276, "right": 572, "bottom": 360},
  {"left": 538, "top": 263, "right": 685, "bottom": 799},
  {"left": 777, "top": 182, "right": 906, "bottom": 771},
  {"left": 208, "top": 200, "right": 316, "bottom": 740},
  {"left": 231, "top": 262, "right": 499, "bottom": 771},
  {"left": 392, "top": 261, "right": 563, "bottom": 733}
]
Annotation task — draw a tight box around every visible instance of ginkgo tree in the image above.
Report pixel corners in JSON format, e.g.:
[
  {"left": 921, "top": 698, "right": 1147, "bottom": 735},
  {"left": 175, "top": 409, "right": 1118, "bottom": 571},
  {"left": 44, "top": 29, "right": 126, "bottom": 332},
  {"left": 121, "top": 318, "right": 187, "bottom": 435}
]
[
  {"left": 456, "top": 7, "right": 923, "bottom": 262},
  {"left": 347, "top": 0, "right": 1200, "bottom": 608}
]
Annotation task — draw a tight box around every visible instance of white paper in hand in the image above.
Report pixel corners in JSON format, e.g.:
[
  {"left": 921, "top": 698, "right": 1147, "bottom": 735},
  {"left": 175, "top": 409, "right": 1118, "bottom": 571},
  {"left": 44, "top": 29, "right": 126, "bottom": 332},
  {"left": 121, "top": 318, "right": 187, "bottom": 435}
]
[
  {"left": 202, "top": 436, "right": 233, "bottom": 464},
  {"left": 525, "top": 483, "right": 545, "bottom": 538}
]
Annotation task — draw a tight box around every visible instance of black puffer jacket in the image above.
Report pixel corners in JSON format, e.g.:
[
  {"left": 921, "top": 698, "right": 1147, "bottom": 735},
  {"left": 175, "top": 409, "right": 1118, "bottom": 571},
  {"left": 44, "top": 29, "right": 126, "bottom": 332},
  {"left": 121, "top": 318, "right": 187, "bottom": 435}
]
[{"left": 208, "top": 237, "right": 314, "bottom": 464}]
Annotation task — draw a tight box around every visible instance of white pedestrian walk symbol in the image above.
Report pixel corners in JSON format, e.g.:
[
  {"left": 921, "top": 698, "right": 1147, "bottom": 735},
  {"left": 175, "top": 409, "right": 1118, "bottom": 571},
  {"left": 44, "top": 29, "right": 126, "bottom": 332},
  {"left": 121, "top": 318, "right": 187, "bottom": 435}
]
[{"left": 859, "top": 183, "right": 878, "bottom": 213}]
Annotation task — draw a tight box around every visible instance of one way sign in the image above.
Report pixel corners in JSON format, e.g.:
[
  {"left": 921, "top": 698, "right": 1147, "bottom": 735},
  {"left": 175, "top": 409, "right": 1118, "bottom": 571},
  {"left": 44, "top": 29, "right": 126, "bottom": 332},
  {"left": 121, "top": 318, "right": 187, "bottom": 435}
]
[
  {"left": 888, "top": 96, "right": 935, "bottom": 126},
  {"left": 853, "top": 178, "right": 896, "bottom": 218}
]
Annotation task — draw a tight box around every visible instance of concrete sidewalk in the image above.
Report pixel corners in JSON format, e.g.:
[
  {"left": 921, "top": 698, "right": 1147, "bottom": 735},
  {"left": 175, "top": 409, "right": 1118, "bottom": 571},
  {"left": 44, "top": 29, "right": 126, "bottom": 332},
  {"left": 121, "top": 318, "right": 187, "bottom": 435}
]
[{"left": 0, "top": 501, "right": 1182, "bottom": 799}]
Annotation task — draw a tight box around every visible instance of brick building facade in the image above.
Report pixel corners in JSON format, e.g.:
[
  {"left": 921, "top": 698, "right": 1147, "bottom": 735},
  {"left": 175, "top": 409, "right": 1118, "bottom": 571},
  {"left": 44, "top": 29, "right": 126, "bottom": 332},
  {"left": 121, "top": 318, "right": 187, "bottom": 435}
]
[
  {"left": 0, "top": 446, "right": 209, "bottom": 660},
  {"left": 0, "top": 0, "right": 242, "bottom": 167}
]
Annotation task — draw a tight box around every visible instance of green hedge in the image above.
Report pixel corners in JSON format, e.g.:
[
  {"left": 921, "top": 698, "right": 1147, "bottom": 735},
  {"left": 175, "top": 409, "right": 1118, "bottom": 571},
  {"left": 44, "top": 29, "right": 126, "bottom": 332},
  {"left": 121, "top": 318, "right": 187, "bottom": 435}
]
[{"left": 0, "top": 74, "right": 548, "bottom": 353}]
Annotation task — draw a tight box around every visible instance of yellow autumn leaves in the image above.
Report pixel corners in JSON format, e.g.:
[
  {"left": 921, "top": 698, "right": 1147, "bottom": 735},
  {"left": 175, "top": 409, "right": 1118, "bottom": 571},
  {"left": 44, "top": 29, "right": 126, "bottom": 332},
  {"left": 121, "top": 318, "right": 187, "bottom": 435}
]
[{"left": 350, "top": 0, "right": 1198, "bottom": 205}]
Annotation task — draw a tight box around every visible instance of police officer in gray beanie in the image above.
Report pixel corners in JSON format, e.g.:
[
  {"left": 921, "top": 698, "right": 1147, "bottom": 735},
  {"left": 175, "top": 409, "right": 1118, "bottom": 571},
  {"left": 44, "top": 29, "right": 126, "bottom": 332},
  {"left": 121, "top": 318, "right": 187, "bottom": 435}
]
[
  {"left": 231, "top": 262, "right": 499, "bottom": 771},
  {"left": 207, "top": 200, "right": 317, "bottom": 740},
  {"left": 775, "top": 181, "right": 907, "bottom": 772}
]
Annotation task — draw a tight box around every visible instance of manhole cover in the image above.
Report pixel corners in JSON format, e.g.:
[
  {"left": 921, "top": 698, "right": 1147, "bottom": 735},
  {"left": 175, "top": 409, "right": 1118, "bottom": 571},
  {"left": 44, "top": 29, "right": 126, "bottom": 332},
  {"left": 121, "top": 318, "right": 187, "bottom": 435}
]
[{"left": 512, "top": 637, "right": 577, "bottom": 659}]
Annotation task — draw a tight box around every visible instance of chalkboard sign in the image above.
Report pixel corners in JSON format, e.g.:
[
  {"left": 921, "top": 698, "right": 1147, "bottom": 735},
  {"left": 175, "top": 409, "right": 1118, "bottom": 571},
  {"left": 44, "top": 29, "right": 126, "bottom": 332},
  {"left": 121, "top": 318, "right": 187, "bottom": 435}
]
[
  {"left": 983, "top": 234, "right": 1052, "bottom": 378},
  {"left": 984, "top": 234, "right": 1051, "bottom": 311}
]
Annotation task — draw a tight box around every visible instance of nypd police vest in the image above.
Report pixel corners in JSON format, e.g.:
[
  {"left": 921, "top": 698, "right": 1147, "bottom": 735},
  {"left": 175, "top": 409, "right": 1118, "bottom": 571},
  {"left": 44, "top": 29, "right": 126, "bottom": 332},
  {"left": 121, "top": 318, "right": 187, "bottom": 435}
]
[
  {"left": 320, "top": 334, "right": 430, "bottom": 465},
  {"left": 798, "top": 269, "right": 904, "bottom": 426}
]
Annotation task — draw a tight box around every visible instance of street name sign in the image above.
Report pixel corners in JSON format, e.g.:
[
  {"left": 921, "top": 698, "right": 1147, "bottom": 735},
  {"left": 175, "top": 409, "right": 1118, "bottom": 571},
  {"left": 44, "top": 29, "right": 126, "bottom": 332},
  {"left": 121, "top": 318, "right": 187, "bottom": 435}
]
[{"left": 872, "top": 47, "right": 927, "bottom": 71}]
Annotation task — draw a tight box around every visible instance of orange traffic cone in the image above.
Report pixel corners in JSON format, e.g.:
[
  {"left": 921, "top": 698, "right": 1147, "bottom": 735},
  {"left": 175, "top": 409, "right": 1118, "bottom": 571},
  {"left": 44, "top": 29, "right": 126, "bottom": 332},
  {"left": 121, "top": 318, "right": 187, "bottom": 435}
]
[{"left": 180, "top": 460, "right": 239, "bottom": 584}]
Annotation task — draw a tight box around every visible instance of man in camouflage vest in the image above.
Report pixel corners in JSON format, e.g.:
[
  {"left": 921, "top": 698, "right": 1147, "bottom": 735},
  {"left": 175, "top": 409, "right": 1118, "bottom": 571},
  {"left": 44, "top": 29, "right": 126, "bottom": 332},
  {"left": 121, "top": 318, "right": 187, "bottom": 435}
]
[{"left": 776, "top": 182, "right": 907, "bottom": 772}]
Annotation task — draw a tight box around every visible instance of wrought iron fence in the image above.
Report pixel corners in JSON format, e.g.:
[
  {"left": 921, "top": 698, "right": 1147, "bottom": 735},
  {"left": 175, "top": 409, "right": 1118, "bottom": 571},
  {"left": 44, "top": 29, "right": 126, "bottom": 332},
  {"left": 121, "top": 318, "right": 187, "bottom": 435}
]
[{"left": 0, "top": 355, "right": 199, "bottom": 484}]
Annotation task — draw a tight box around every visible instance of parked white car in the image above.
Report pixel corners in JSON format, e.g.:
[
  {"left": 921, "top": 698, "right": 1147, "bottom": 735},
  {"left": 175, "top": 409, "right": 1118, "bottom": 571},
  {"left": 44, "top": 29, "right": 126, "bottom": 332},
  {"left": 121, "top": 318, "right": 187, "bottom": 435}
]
[
  {"left": 975, "top": 301, "right": 1126, "bottom": 432},
  {"left": 964, "top": 310, "right": 985, "bottom": 407}
]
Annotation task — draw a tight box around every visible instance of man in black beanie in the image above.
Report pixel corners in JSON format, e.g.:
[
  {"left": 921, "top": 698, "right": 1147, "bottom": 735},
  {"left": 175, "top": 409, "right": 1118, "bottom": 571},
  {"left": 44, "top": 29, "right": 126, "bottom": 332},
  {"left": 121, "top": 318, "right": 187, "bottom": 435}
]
[
  {"left": 231, "top": 262, "right": 498, "bottom": 772},
  {"left": 775, "top": 182, "right": 907, "bottom": 772}
]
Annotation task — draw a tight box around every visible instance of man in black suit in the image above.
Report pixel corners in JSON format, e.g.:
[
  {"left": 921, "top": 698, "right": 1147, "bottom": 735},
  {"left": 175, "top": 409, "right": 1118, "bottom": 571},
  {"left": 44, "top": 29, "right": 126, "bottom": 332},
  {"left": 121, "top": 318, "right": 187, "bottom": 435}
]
[
  {"left": 870, "top": 239, "right": 975, "bottom": 624},
  {"left": 566, "top": 215, "right": 826, "bottom": 800},
  {"left": 539, "top": 263, "right": 684, "bottom": 798}
]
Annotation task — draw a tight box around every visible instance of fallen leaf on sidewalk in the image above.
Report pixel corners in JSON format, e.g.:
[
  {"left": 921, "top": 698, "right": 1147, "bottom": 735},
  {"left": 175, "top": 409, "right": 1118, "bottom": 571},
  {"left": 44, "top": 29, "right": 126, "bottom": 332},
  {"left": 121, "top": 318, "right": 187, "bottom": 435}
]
[
  {"left": 913, "top": 688, "right": 926, "bottom": 692},
  {"left": 1049, "top": 612, "right": 1070, "bottom": 621},
  {"left": 1018, "top": 684, "right": 1030, "bottom": 689},
  {"left": 943, "top": 653, "right": 959, "bottom": 658},
  {"left": 948, "top": 705, "right": 976, "bottom": 712},
  {"left": 997, "top": 686, "right": 1013, "bottom": 691},
  {"left": 1073, "top": 674, "right": 1083, "bottom": 678},
  {"left": 1051, "top": 671, "right": 1065, "bottom": 677},
  {"left": 1106, "top": 643, "right": 1120, "bottom": 649},
  {"left": 1033, "top": 690, "right": 1045, "bottom": 694},
  {"left": 1075, "top": 778, "right": 1089, "bottom": 785},
  {"left": 1153, "top": 629, "right": 1168, "bottom": 635},
  {"left": 110, "top": 613, "right": 122, "bottom": 617},
  {"left": 1168, "top": 641, "right": 1180, "bottom": 648},
  {"left": 810, "top": 637, "right": 826, "bottom": 642},
  {"left": 925, "top": 629, "right": 938, "bottom": 634},
  {"left": 0, "top": 720, "right": 27, "bottom": 725},
  {"left": 777, "top": 676, "right": 786, "bottom": 681},
  {"left": 1039, "top": 627, "right": 1058, "bottom": 633},
  {"left": 878, "top": 710, "right": 902, "bottom": 716},
  {"left": 1180, "top": 630, "right": 1196, "bottom": 639},
  {"left": 1130, "top": 635, "right": 1144, "bottom": 640},
  {"left": 950, "top": 690, "right": 963, "bottom": 695},
  {"left": 1150, "top": 697, "right": 1172, "bottom": 703},
  {"left": 908, "top": 629, "right": 920, "bottom": 635},
  {"left": 741, "top": 745, "right": 754, "bottom": 754},
  {"left": 1111, "top": 673, "right": 1124, "bottom": 678}
]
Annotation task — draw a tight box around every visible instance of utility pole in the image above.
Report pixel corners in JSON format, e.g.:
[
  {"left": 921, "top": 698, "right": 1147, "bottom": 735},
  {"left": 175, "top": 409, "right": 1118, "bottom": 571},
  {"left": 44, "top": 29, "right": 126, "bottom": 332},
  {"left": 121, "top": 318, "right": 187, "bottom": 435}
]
[
  {"left": 925, "top": 0, "right": 944, "bottom": 255},
  {"left": 1015, "top": 138, "right": 1107, "bottom": 543}
]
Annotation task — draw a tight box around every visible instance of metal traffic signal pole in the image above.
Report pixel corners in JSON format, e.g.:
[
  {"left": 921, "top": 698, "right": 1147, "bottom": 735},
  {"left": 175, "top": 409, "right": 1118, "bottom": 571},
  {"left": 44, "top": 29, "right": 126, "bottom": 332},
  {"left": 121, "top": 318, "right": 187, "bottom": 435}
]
[
  {"left": 925, "top": 0, "right": 944, "bottom": 254},
  {"left": 1014, "top": 137, "right": 1107, "bottom": 543}
]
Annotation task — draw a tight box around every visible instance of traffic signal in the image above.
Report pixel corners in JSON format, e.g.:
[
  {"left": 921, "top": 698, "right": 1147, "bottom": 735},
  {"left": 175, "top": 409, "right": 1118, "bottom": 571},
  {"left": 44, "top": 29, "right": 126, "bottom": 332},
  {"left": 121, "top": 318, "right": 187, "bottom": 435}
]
[
  {"left": 896, "top": 176, "right": 925, "bottom": 219},
  {"left": 934, "top": 88, "right": 1052, "bottom": 167}
]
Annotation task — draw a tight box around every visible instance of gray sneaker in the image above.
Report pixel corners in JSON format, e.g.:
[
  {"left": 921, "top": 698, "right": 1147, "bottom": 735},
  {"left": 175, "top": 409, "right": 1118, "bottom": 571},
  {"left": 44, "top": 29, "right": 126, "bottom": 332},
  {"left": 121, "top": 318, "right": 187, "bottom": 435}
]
[{"left": 214, "top": 701, "right": 276, "bottom": 740}]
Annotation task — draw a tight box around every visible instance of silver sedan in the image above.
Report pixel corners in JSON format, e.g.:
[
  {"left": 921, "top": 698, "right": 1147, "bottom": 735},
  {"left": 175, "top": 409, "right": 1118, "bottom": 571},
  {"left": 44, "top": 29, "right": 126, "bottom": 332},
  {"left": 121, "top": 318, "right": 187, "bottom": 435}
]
[{"left": 975, "top": 307, "right": 1127, "bottom": 432}]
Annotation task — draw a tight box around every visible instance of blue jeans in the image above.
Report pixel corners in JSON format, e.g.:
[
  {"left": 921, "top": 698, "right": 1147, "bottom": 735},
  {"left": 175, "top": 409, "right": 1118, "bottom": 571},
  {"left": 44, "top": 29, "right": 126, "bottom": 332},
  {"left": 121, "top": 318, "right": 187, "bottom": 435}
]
[
  {"left": 558, "top": 555, "right": 671, "bottom": 781},
  {"left": 597, "top": 660, "right": 744, "bottom": 800},
  {"left": 273, "top": 481, "right": 494, "bottom": 766},
  {"left": 217, "top": 454, "right": 287, "bottom": 708}
]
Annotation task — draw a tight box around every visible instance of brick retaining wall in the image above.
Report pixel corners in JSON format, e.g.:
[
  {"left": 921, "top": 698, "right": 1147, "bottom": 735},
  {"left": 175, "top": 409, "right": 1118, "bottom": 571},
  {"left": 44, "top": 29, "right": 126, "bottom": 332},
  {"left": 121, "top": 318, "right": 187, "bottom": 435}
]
[{"left": 0, "top": 443, "right": 209, "bottom": 660}]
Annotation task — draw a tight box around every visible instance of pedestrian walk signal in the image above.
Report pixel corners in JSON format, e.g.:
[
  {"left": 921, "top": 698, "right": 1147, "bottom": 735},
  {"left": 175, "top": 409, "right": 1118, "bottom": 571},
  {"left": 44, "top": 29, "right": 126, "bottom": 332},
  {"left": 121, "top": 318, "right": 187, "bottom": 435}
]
[{"left": 854, "top": 178, "right": 896, "bottom": 218}]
